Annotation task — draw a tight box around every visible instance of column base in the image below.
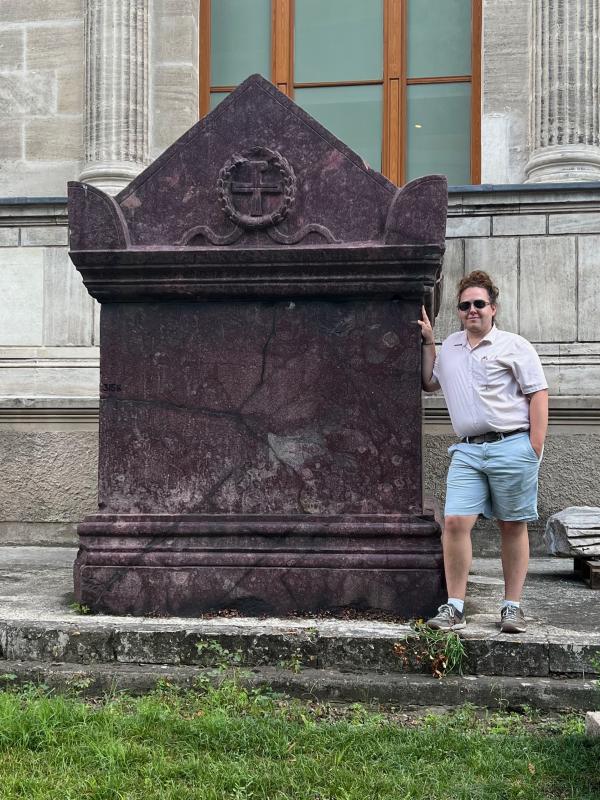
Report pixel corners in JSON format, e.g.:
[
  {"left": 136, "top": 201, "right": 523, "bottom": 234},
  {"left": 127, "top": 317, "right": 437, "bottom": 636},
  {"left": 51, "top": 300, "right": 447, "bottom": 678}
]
[
  {"left": 79, "top": 161, "right": 146, "bottom": 196},
  {"left": 525, "top": 144, "right": 600, "bottom": 183}
]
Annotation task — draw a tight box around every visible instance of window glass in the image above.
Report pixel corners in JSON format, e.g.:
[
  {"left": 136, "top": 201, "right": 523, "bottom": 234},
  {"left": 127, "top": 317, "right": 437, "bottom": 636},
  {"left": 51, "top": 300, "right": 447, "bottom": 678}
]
[
  {"left": 211, "top": 0, "right": 270, "bottom": 86},
  {"left": 407, "top": 0, "right": 471, "bottom": 78},
  {"left": 295, "top": 85, "right": 383, "bottom": 171},
  {"left": 406, "top": 82, "right": 471, "bottom": 184},
  {"left": 209, "top": 91, "right": 230, "bottom": 111},
  {"left": 295, "top": 0, "right": 383, "bottom": 83}
]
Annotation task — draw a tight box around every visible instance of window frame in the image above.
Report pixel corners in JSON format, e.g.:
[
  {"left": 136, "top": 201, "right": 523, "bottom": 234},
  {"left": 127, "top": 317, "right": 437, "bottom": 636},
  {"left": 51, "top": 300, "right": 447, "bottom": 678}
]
[{"left": 199, "top": 0, "right": 481, "bottom": 185}]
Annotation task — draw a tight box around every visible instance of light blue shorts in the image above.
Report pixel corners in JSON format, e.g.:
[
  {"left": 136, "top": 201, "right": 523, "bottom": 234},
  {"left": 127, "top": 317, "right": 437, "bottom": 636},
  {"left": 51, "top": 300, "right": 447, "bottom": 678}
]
[{"left": 445, "top": 432, "right": 542, "bottom": 522}]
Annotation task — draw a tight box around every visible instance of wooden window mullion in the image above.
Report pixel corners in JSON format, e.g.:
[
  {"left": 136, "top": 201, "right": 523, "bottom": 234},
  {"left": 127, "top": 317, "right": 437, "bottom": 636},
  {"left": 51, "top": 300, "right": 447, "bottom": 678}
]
[
  {"left": 470, "top": 0, "right": 482, "bottom": 183},
  {"left": 271, "top": 0, "right": 294, "bottom": 97},
  {"left": 383, "top": 0, "right": 405, "bottom": 185},
  {"left": 199, "top": 0, "right": 211, "bottom": 117}
]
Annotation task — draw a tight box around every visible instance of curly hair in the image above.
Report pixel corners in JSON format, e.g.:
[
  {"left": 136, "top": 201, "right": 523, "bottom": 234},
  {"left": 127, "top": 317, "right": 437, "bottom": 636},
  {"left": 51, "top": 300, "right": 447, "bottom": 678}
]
[{"left": 457, "top": 270, "right": 499, "bottom": 305}]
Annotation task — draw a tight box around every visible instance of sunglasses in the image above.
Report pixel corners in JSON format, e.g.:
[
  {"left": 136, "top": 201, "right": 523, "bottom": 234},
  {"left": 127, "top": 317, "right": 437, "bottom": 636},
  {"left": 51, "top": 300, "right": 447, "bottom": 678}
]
[{"left": 457, "top": 300, "right": 492, "bottom": 311}]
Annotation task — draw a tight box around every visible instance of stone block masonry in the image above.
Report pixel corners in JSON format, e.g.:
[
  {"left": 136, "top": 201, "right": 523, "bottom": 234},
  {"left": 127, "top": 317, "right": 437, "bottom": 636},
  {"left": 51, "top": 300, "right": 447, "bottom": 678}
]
[
  {"left": 0, "top": 12, "right": 84, "bottom": 196},
  {"left": 149, "top": 0, "right": 199, "bottom": 160},
  {"left": 0, "top": 248, "right": 44, "bottom": 345},
  {"left": 0, "top": 1, "right": 201, "bottom": 198}
]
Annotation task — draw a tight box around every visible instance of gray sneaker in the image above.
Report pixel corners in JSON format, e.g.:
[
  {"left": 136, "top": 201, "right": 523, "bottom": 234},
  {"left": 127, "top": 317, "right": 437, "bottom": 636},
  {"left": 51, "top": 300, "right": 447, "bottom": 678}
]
[
  {"left": 426, "top": 603, "right": 466, "bottom": 631},
  {"left": 500, "top": 605, "right": 526, "bottom": 633}
]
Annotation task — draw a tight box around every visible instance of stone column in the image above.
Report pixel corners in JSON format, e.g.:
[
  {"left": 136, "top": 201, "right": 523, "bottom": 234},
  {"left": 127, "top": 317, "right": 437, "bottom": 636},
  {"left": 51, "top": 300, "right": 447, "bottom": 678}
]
[
  {"left": 79, "top": 0, "right": 149, "bottom": 195},
  {"left": 525, "top": 0, "right": 600, "bottom": 183}
]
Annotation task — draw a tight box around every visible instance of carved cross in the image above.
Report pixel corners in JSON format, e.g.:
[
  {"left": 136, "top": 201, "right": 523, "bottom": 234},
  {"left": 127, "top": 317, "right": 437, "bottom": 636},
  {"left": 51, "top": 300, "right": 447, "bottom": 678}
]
[{"left": 231, "top": 160, "right": 282, "bottom": 216}]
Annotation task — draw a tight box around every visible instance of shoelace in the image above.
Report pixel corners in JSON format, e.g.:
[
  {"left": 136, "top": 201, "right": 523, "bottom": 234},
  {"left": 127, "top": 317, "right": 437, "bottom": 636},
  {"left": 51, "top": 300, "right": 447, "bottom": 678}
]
[{"left": 438, "top": 603, "right": 457, "bottom": 619}]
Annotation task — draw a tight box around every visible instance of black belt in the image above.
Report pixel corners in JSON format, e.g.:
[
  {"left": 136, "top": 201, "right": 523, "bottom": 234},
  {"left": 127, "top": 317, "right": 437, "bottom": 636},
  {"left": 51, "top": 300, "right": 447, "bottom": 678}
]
[{"left": 461, "top": 428, "right": 529, "bottom": 444}]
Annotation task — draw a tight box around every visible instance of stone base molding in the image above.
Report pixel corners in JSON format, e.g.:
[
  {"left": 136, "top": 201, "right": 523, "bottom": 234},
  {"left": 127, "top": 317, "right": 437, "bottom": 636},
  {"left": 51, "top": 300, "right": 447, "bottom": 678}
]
[
  {"left": 526, "top": 145, "right": 600, "bottom": 184},
  {"left": 78, "top": 162, "right": 143, "bottom": 197}
]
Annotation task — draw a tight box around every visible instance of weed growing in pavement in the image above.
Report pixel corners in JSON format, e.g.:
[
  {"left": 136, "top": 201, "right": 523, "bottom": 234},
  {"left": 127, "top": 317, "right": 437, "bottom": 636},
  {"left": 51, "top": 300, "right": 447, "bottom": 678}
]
[
  {"left": 279, "top": 647, "right": 306, "bottom": 674},
  {"left": 69, "top": 602, "right": 92, "bottom": 615},
  {"left": 64, "top": 674, "right": 94, "bottom": 693},
  {"left": 195, "top": 639, "right": 245, "bottom": 671},
  {"left": 393, "top": 621, "right": 467, "bottom": 678}
]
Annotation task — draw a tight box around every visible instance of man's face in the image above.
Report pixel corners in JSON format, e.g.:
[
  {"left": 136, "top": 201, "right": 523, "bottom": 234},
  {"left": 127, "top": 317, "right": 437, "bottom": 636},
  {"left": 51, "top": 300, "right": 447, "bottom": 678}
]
[{"left": 458, "top": 286, "right": 496, "bottom": 336}]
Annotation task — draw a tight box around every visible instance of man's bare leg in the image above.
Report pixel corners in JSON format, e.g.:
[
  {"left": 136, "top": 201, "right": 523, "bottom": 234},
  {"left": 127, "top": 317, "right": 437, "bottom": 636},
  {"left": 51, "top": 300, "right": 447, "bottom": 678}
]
[
  {"left": 498, "top": 519, "right": 529, "bottom": 602},
  {"left": 442, "top": 514, "right": 478, "bottom": 600}
]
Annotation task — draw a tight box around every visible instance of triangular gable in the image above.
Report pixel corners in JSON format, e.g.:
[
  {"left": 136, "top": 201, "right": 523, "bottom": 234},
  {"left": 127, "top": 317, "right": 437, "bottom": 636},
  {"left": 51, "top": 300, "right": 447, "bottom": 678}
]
[{"left": 69, "top": 74, "right": 447, "bottom": 252}]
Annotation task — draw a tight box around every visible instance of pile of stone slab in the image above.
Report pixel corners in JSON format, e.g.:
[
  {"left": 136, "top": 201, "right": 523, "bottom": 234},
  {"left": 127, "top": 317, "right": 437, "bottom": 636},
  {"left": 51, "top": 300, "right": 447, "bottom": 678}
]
[{"left": 545, "top": 507, "right": 600, "bottom": 589}]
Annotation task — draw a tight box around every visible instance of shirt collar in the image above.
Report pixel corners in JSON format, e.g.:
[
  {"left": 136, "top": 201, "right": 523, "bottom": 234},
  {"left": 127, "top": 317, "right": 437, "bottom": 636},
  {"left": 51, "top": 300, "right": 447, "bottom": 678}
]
[
  {"left": 459, "top": 324, "right": 499, "bottom": 348},
  {"left": 483, "top": 324, "right": 499, "bottom": 343}
]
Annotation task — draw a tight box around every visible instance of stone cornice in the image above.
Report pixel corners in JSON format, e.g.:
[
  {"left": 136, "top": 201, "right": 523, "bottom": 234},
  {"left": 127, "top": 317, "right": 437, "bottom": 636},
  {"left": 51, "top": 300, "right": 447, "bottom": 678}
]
[
  {"left": 69, "top": 245, "right": 444, "bottom": 302},
  {"left": 0, "top": 200, "right": 68, "bottom": 227}
]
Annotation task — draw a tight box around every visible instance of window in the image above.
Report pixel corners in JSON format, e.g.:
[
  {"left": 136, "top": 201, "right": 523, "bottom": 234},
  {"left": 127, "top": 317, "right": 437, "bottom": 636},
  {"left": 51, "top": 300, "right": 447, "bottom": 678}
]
[{"left": 200, "top": 0, "right": 481, "bottom": 185}]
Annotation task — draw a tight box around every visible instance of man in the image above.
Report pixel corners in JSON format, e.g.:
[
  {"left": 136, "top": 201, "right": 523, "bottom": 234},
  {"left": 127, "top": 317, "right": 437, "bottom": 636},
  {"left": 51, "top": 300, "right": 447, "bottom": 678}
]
[{"left": 419, "top": 270, "right": 548, "bottom": 633}]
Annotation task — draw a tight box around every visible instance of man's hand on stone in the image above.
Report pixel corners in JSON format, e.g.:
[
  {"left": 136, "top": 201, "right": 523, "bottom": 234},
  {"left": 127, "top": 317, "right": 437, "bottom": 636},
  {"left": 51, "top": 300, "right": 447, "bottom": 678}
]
[{"left": 418, "top": 305, "right": 435, "bottom": 345}]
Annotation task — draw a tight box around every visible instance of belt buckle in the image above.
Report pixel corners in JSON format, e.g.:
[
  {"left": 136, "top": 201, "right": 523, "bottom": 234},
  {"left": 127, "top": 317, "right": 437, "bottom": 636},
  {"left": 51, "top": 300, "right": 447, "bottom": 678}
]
[{"left": 466, "top": 434, "right": 483, "bottom": 444}]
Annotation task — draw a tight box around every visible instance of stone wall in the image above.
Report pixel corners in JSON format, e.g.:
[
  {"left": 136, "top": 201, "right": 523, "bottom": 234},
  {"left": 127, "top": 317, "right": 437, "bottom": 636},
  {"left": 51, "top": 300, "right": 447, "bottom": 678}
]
[
  {"left": 151, "top": 0, "right": 199, "bottom": 159},
  {"left": 1, "top": 186, "right": 600, "bottom": 550},
  {"left": 0, "top": 200, "right": 98, "bottom": 544},
  {"left": 481, "top": 0, "right": 531, "bottom": 184},
  {"left": 0, "top": 1, "right": 200, "bottom": 198},
  {"left": 0, "top": 0, "right": 84, "bottom": 196}
]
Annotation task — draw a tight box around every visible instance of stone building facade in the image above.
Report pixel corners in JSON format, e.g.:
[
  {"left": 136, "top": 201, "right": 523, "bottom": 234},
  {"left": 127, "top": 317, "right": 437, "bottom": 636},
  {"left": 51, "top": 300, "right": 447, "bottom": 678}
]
[{"left": 1, "top": 0, "right": 599, "bottom": 552}]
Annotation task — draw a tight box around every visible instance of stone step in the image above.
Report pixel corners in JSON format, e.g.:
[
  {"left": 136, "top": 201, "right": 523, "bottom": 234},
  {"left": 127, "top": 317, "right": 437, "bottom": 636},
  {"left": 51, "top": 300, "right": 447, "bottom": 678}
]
[
  {"left": 2, "top": 549, "right": 599, "bottom": 711},
  {"left": 1, "top": 616, "right": 599, "bottom": 681},
  {"left": 0, "top": 660, "right": 597, "bottom": 713}
]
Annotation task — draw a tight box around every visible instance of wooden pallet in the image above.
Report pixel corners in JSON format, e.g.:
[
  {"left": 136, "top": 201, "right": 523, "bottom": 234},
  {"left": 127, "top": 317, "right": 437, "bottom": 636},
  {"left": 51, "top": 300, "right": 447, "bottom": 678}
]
[{"left": 574, "top": 558, "right": 600, "bottom": 589}]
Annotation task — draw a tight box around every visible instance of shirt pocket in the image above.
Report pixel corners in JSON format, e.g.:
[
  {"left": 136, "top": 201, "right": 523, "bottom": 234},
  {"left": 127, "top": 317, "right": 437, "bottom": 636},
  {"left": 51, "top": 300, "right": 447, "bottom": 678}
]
[
  {"left": 471, "top": 357, "right": 488, "bottom": 388},
  {"left": 481, "top": 356, "right": 510, "bottom": 390}
]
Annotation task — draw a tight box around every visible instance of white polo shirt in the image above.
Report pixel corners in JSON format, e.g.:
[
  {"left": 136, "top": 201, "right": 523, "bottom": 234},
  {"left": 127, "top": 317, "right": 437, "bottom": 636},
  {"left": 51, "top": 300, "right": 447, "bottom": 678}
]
[{"left": 431, "top": 325, "right": 548, "bottom": 438}]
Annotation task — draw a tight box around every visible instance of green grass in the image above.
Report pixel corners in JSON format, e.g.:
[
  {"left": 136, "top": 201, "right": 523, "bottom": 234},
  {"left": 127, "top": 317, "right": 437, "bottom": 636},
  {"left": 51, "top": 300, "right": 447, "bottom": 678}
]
[{"left": 0, "top": 682, "right": 598, "bottom": 800}]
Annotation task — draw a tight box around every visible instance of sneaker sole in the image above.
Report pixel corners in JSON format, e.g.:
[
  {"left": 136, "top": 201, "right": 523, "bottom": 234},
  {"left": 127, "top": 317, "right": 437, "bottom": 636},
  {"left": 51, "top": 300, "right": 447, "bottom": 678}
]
[
  {"left": 427, "top": 621, "right": 467, "bottom": 631},
  {"left": 500, "top": 622, "right": 526, "bottom": 633}
]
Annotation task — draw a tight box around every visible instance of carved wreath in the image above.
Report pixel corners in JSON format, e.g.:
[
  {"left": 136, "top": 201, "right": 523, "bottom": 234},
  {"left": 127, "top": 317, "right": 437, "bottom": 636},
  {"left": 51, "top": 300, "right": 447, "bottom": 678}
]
[{"left": 217, "top": 146, "right": 296, "bottom": 230}]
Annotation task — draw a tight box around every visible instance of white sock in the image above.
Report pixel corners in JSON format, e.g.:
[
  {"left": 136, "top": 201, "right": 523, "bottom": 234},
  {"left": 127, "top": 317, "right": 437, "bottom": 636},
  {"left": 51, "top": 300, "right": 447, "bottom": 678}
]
[
  {"left": 502, "top": 600, "right": 520, "bottom": 609},
  {"left": 447, "top": 597, "right": 464, "bottom": 613}
]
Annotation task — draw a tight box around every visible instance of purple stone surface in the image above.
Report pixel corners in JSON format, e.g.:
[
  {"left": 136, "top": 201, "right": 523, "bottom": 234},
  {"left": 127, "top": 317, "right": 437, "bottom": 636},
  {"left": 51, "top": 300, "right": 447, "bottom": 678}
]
[{"left": 69, "top": 74, "right": 448, "bottom": 617}]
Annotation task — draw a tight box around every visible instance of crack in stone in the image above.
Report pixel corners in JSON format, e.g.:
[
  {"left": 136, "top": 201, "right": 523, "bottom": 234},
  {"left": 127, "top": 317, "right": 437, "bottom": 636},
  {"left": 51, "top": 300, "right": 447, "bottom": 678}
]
[
  {"left": 105, "top": 391, "right": 307, "bottom": 511},
  {"left": 259, "top": 309, "right": 277, "bottom": 388},
  {"left": 238, "top": 306, "right": 278, "bottom": 413},
  {"left": 193, "top": 466, "right": 237, "bottom": 510}
]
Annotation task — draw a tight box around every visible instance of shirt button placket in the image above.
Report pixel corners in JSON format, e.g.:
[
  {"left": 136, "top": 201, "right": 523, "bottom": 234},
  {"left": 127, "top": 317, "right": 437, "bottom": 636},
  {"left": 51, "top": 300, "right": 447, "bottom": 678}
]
[{"left": 469, "top": 353, "right": 478, "bottom": 427}]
